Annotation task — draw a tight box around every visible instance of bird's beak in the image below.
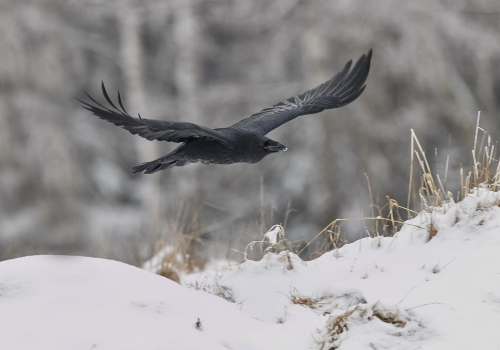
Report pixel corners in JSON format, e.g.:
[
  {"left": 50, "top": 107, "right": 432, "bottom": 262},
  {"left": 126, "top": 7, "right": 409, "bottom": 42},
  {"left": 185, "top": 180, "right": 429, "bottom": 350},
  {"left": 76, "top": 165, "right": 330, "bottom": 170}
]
[{"left": 264, "top": 142, "right": 287, "bottom": 152}]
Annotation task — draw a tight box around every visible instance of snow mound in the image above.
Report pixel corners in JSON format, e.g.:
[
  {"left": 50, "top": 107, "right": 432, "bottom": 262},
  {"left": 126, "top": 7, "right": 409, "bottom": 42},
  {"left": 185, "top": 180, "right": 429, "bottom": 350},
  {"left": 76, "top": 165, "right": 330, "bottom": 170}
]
[
  {"left": 0, "top": 255, "right": 302, "bottom": 350},
  {"left": 1, "top": 188, "right": 500, "bottom": 349}
]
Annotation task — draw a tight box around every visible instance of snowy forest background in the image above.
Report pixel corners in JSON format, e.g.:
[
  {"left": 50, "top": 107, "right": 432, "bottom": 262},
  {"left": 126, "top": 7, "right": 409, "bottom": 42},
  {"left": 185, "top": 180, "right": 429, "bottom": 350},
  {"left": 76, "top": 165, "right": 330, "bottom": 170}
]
[{"left": 1, "top": 0, "right": 500, "bottom": 264}]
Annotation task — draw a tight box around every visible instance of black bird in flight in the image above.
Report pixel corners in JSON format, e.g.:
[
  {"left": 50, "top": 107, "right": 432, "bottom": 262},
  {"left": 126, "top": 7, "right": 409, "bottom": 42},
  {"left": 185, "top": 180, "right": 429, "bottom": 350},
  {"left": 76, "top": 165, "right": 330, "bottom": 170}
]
[{"left": 79, "top": 50, "right": 372, "bottom": 174}]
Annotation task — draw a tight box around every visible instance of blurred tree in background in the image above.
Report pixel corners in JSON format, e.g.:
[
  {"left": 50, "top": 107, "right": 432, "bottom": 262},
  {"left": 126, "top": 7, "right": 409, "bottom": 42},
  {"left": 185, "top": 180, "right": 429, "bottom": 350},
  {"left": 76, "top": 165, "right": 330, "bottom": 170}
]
[{"left": 0, "top": 0, "right": 499, "bottom": 263}]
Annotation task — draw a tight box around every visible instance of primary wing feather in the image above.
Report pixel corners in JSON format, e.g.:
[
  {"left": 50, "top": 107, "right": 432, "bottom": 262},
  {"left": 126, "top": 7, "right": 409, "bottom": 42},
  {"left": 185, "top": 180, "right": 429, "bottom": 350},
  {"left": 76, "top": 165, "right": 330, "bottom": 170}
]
[
  {"left": 78, "top": 82, "right": 232, "bottom": 147},
  {"left": 231, "top": 50, "right": 372, "bottom": 135}
]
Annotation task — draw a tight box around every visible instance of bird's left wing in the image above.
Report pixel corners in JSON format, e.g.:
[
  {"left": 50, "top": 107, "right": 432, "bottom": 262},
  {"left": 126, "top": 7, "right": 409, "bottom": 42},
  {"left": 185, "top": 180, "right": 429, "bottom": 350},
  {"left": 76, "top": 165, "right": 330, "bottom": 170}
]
[
  {"left": 78, "top": 83, "right": 232, "bottom": 147},
  {"left": 230, "top": 50, "right": 372, "bottom": 135}
]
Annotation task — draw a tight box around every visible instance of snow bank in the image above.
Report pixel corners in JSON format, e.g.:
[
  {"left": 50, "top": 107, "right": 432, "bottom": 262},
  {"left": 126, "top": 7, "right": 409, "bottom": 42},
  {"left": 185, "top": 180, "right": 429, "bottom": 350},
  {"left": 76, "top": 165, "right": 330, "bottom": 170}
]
[
  {"left": 0, "top": 256, "right": 302, "bottom": 350},
  {"left": 182, "top": 187, "right": 500, "bottom": 349},
  {"left": 1, "top": 187, "right": 500, "bottom": 349}
]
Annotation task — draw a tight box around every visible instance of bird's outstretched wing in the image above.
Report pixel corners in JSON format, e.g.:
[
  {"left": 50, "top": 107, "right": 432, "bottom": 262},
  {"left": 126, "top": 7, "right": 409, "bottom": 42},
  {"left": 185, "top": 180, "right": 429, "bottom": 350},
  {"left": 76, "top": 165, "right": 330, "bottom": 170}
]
[
  {"left": 78, "top": 82, "right": 232, "bottom": 147},
  {"left": 231, "top": 50, "right": 372, "bottom": 135}
]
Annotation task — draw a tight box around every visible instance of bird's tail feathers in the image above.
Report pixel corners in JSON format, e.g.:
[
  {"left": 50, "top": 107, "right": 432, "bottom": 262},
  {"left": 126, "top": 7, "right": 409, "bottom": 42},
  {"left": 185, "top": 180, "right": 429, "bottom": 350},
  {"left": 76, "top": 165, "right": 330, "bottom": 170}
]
[{"left": 131, "top": 153, "right": 187, "bottom": 174}]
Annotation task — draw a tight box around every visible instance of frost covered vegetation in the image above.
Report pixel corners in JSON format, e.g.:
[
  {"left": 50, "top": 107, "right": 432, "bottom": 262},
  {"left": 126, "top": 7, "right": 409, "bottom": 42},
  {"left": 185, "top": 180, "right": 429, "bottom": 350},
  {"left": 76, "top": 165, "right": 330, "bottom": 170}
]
[{"left": 1, "top": 0, "right": 500, "bottom": 261}]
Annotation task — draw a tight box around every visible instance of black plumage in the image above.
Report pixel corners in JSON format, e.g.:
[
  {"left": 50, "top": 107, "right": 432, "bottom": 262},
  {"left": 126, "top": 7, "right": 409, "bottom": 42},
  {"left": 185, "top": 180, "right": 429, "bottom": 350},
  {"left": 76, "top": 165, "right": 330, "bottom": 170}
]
[{"left": 79, "top": 50, "right": 372, "bottom": 174}]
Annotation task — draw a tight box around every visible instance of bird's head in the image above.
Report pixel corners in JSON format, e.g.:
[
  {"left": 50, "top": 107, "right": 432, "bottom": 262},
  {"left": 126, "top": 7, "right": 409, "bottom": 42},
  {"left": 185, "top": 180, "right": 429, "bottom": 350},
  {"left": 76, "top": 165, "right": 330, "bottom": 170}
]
[{"left": 262, "top": 139, "right": 287, "bottom": 153}]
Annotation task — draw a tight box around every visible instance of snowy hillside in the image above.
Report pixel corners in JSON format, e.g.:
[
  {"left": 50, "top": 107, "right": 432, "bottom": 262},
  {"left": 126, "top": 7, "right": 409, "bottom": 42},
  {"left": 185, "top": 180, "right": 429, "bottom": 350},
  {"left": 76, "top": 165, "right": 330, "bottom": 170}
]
[{"left": 1, "top": 187, "right": 500, "bottom": 349}]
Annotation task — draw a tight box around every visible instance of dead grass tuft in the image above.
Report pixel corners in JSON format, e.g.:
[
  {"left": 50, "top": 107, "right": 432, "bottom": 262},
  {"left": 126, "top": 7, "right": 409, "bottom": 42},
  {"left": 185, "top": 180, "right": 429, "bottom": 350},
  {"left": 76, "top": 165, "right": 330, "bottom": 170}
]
[
  {"left": 317, "top": 304, "right": 407, "bottom": 349},
  {"left": 371, "top": 303, "right": 406, "bottom": 327},
  {"left": 211, "top": 283, "right": 235, "bottom": 303},
  {"left": 156, "top": 264, "right": 181, "bottom": 283},
  {"left": 288, "top": 288, "right": 332, "bottom": 310},
  {"left": 144, "top": 203, "right": 243, "bottom": 282},
  {"left": 317, "top": 306, "right": 361, "bottom": 350}
]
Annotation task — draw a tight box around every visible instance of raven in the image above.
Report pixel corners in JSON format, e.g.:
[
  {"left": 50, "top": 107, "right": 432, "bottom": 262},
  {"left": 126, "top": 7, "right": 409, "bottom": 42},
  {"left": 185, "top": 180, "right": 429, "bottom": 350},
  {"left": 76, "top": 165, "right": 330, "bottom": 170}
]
[{"left": 79, "top": 50, "right": 372, "bottom": 174}]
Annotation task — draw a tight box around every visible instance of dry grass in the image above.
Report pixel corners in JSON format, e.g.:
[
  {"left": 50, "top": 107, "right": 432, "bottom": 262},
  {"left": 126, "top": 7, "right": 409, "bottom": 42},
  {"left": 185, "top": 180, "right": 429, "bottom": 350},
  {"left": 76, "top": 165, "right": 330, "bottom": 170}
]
[
  {"left": 288, "top": 288, "right": 334, "bottom": 310},
  {"left": 189, "top": 278, "right": 235, "bottom": 303},
  {"left": 142, "top": 202, "right": 248, "bottom": 281},
  {"left": 302, "top": 112, "right": 500, "bottom": 254},
  {"left": 317, "top": 303, "right": 407, "bottom": 349},
  {"left": 138, "top": 177, "right": 308, "bottom": 281},
  {"left": 145, "top": 176, "right": 309, "bottom": 280},
  {"left": 316, "top": 306, "right": 360, "bottom": 349},
  {"left": 409, "top": 112, "right": 500, "bottom": 209},
  {"left": 297, "top": 213, "right": 424, "bottom": 260}
]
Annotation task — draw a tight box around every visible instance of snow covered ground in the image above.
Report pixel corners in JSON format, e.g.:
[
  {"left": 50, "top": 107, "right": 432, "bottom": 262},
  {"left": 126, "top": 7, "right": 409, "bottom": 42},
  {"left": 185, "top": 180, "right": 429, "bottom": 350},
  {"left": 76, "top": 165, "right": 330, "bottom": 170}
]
[{"left": 1, "top": 187, "right": 500, "bottom": 349}]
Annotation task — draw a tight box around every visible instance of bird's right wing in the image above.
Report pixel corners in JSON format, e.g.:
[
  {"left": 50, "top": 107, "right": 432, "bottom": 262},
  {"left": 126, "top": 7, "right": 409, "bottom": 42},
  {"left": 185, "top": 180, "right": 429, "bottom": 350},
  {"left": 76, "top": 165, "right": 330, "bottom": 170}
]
[
  {"left": 78, "top": 83, "right": 232, "bottom": 147},
  {"left": 231, "top": 50, "right": 372, "bottom": 135}
]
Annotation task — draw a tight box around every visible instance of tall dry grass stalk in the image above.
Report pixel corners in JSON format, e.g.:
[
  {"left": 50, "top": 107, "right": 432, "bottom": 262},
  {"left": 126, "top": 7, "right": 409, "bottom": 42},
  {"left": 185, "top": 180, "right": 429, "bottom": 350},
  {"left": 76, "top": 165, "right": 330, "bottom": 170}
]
[
  {"left": 136, "top": 200, "right": 246, "bottom": 281},
  {"left": 408, "top": 112, "right": 500, "bottom": 212}
]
